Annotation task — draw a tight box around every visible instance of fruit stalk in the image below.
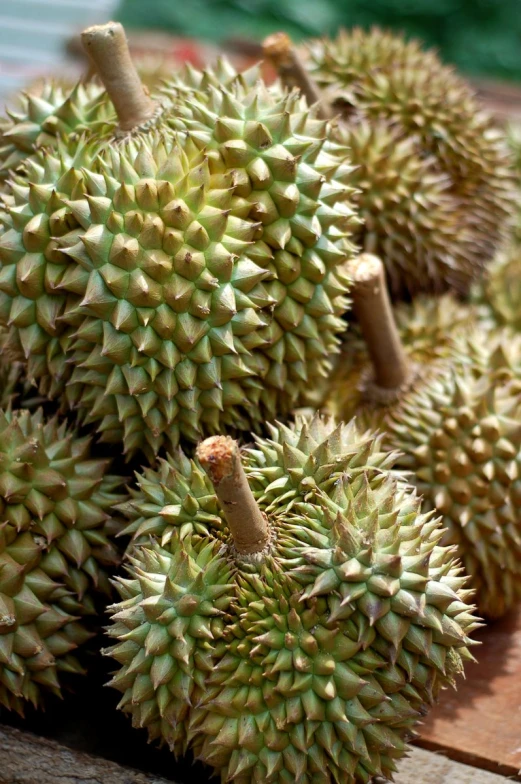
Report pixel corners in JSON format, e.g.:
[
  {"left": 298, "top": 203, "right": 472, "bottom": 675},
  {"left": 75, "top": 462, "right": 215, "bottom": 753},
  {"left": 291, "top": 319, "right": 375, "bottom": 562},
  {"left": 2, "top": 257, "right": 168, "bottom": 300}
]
[
  {"left": 196, "top": 436, "right": 270, "bottom": 555},
  {"left": 81, "top": 21, "right": 156, "bottom": 131},
  {"left": 263, "top": 32, "right": 332, "bottom": 119},
  {"left": 348, "top": 253, "right": 410, "bottom": 390}
]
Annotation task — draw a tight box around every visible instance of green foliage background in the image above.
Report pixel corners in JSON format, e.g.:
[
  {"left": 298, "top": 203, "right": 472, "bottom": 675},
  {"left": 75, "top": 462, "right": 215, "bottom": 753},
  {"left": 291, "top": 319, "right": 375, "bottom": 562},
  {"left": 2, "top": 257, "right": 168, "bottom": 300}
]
[{"left": 116, "top": 0, "right": 521, "bottom": 81}]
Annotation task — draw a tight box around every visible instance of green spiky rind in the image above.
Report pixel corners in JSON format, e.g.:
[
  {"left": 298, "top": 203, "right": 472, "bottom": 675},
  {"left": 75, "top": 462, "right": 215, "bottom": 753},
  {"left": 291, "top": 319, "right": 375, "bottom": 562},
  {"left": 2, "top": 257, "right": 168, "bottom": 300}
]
[
  {"left": 117, "top": 449, "right": 224, "bottom": 546},
  {"left": 160, "top": 58, "right": 260, "bottom": 101},
  {"left": 0, "top": 403, "right": 126, "bottom": 714},
  {"left": 107, "top": 416, "right": 478, "bottom": 783},
  {"left": 339, "top": 121, "right": 477, "bottom": 294},
  {"left": 0, "top": 532, "right": 92, "bottom": 713},
  {"left": 305, "top": 27, "right": 515, "bottom": 296},
  {"left": 0, "top": 407, "right": 126, "bottom": 609},
  {"left": 0, "top": 81, "right": 116, "bottom": 179},
  {"left": 387, "top": 344, "right": 521, "bottom": 619},
  {"left": 55, "top": 108, "right": 355, "bottom": 457},
  {"left": 0, "top": 137, "right": 106, "bottom": 402},
  {"left": 474, "top": 243, "right": 521, "bottom": 332},
  {"left": 321, "top": 295, "right": 475, "bottom": 429},
  {"left": 106, "top": 534, "right": 234, "bottom": 754}
]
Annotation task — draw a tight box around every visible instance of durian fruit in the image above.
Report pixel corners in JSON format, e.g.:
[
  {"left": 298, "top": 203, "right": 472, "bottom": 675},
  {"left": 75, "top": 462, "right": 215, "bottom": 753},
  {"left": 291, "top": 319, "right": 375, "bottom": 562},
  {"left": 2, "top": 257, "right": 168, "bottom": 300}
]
[
  {"left": 106, "top": 417, "right": 478, "bottom": 783},
  {"left": 473, "top": 242, "right": 521, "bottom": 333},
  {"left": 0, "top": 526, "right": 92, "bottom": 713},
  {"left": 0, "top": 407, "right": 126, "bottom": 611},
  {"left": 264, "top": 28, "right": 514, "bottom": 296},
  {"left": 0, "top": 80, "right": 115, "bottom": 179},
  {"left": 0, "top": 139, "right": 103, "bottom": 402},
  {"left": 11, "top": 22, "right": 355, "bottom": 458},
  {"left": 325, "top": 254, "right": 521, "bottom": 619},
  {"left": 0, "top": 407, "right": 127, "bottom": 711},
  {"left": 117, "top": 448, "right": 223, "bottom": 546},
  {"left": 386, "top": 339, "right": 521, "bottom": 620}
]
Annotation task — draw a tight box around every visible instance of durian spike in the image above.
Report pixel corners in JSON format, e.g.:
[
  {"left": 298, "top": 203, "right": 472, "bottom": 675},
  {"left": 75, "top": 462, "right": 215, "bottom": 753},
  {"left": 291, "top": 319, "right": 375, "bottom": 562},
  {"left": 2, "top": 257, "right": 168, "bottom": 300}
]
[
  {"left": 348, "top": 253, "right": 411, "bottom": 391},
  {"left": 263, "top": 32, "right": 332, "bottom": 120},
  {"left": 81, "top": 21, "right": 156, "bottom": 131},
  {"left": 196, "top": 436, "right": 270, "bottom": 556}
]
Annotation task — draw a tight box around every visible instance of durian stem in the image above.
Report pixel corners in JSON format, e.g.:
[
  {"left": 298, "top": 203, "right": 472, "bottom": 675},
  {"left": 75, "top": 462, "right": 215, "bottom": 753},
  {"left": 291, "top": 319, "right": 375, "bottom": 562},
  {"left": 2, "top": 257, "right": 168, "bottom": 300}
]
[
  {"left": 196, "top": 436, "right": 270, "bottom": 556},
  {"left": 348, "top": 254, "right": 410, "bottom": 391},
  {"left": 263, "top": 32, "right": 332, "bottom": 120},
  {"left": 81, "top": 22, "right": 156, "bottom": 131}
]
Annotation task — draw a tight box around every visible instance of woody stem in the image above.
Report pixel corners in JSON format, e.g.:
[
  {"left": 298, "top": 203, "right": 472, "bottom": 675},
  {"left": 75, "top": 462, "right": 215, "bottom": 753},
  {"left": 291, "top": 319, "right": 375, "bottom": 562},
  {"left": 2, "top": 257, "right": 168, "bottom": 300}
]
[
  {"left": 263, "top": 32, "right": 332, "bottom": 120},
  {"left": 348, "top": 253, "right": 410, "bottom": 390},
  {"left": 81, "top": 21, "right": 156, "bottom": 131},
  {"left": 196, "top": 436, "right": 270, "bottom": 556}
]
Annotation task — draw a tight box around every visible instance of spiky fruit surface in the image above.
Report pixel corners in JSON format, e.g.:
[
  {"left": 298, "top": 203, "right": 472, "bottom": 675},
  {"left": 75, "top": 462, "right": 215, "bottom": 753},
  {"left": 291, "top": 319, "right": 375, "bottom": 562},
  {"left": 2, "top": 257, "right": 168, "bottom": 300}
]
[
  {"left": 0, "top": 140, "right": 102, "bottom": 401},
  {"left": 106, "top": 417, "right": 478, "bottom": 783},
  {"left": 0, "top": 407, "right": 126, "bottom": 710},
  {"left": 322, "top": 295, "right": 474, "bottom": 429},
  {"left": 474, "top": 243, "right": 521, "bottom": 333},
  {"left": 0, "top": 408, "right": 125, "bottom": 608},
  {"left": 0, "top": 81, "right": 115, "bottom": 179},
  {"left": 386, "top": 333, "right": 521, "bottom": 619},
  {"left": 341, "top": 121, "right": 476, "bottom": 295},
  {"left": 304, "top": 28, "right": 514, "bottom": 296},
  {"left": 118, "top": 448, "right": 223, "bottom": 546},
  {"left": 0, "top": 526, "right": 92, "bottom": 713},
  {"left": 0, "top": 344, "right": 27, "bottom": 408},
  {"left": 2, "top": 62, "right": 354, "bottom": 458}
]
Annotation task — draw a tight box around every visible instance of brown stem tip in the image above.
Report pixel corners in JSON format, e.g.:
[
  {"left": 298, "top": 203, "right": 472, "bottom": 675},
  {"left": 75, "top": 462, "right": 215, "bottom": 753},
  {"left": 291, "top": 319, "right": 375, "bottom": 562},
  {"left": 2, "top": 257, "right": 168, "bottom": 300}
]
[
  {"left": 81, "top": 21, "right": 157, "bottom": 131},
  {"left": 196, "top": 436, "right": 270, "bottom": 557},
  {"left": 263, "top": 32, "right": 332, "bottom": 120},
  {"left": 348, "top": 253, "right": 411, "bottom": 393}
]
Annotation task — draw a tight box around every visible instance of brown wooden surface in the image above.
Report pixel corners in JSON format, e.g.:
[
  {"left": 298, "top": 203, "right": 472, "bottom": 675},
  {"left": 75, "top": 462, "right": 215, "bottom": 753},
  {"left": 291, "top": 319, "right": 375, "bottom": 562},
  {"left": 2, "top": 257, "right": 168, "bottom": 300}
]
[
  {"left": 388, "top": 747, "right": 509, "bottom": 783},
  {"left": 418, "top": 606, "right": 521, "bottom": 779}
]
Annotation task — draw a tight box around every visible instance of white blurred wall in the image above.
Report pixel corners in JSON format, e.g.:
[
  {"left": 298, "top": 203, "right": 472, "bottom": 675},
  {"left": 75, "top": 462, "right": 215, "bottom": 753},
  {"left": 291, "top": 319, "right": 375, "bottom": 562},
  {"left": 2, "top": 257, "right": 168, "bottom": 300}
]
[{"left": 0, "top": 0, "right": 118, "bottom": 107}]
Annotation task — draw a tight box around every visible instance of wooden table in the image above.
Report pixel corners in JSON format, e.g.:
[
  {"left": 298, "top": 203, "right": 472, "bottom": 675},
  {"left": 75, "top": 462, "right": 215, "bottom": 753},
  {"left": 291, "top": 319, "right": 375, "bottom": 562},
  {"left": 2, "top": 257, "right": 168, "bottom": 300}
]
[{"left": 419, "top": 607, "right": 521, "bottom": 779}]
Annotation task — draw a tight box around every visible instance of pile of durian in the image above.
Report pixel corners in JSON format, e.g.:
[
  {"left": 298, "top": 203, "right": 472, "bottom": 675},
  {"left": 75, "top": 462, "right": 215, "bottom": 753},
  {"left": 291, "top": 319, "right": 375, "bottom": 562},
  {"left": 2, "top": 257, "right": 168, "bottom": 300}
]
[{"left": 0, "top": 18, "right": 519, "bottom": 784}]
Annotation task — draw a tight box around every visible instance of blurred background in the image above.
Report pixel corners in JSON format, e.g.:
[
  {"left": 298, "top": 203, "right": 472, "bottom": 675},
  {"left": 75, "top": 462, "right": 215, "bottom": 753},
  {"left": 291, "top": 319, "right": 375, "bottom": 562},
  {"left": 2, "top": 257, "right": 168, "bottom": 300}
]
[{"left": 2, "top": 0, "right": 521, "bottom": 117}]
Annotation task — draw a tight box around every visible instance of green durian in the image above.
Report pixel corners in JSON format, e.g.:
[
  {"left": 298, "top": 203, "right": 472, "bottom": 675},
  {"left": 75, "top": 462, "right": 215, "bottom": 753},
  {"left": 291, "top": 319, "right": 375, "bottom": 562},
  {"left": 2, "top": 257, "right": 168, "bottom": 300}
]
[
  {"left": 0, "top": 138, "right": 103, "bottom": 401},
  {"left": 301, "top": 27, "right": 514, "bottom": 296},
  {"left": 106, "top": 416, "right": 478, "bottom": 783},
  {"left": 473, "top": 242, "right": 521, "bottom": 333},
  {"left": 326, "top": 254, "right": 521, "bottom": 619},
  {"left": 59, "top": 121, "right": 354, "bottom": 457},
  {"left": 0, "top": 80, "right": 115, "bottom": 179},
  {"left": 0, "top": 407, "right": 126, "bottom": 711},
  {"left": 0, "top": 25, "right": 357, "bottom": 459},
  {"left": 0, "top": 528, "right": 92, "bottom": 714},
  {"left": 386, "top": 335, "right": 521, "bottom": 620}
]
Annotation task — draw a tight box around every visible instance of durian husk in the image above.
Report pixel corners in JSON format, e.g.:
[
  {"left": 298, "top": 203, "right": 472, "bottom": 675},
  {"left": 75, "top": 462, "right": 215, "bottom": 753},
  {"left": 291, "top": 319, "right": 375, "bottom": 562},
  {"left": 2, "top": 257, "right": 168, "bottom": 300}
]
[
  {"left": 0, "top": 407, "right": 127, "bottom": 711},
  {"left": 386, "top": 329, "right": 521, "bottom": 619},
  {"left": 106, "top": 416, "right": 479, "bottom": 783},
  {"left": 0, "top": 60, "right": 359, "bottom": 458},
  {"left": 303, "top": 27, "right": 515, "bottom": 296}
]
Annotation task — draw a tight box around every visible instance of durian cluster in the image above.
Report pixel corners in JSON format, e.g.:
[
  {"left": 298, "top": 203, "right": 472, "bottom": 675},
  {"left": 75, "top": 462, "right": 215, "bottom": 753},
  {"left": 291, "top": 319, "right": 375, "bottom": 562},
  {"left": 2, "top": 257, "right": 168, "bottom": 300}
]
[
  {"left": 0, "top": 17, "right": 518, "bottom": 784},
  {"left": 0, "top": 58, "right": 357, "bottom": 459},
  {"left": 107, "top": 418, "right": 478, "bottom": 783}
]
